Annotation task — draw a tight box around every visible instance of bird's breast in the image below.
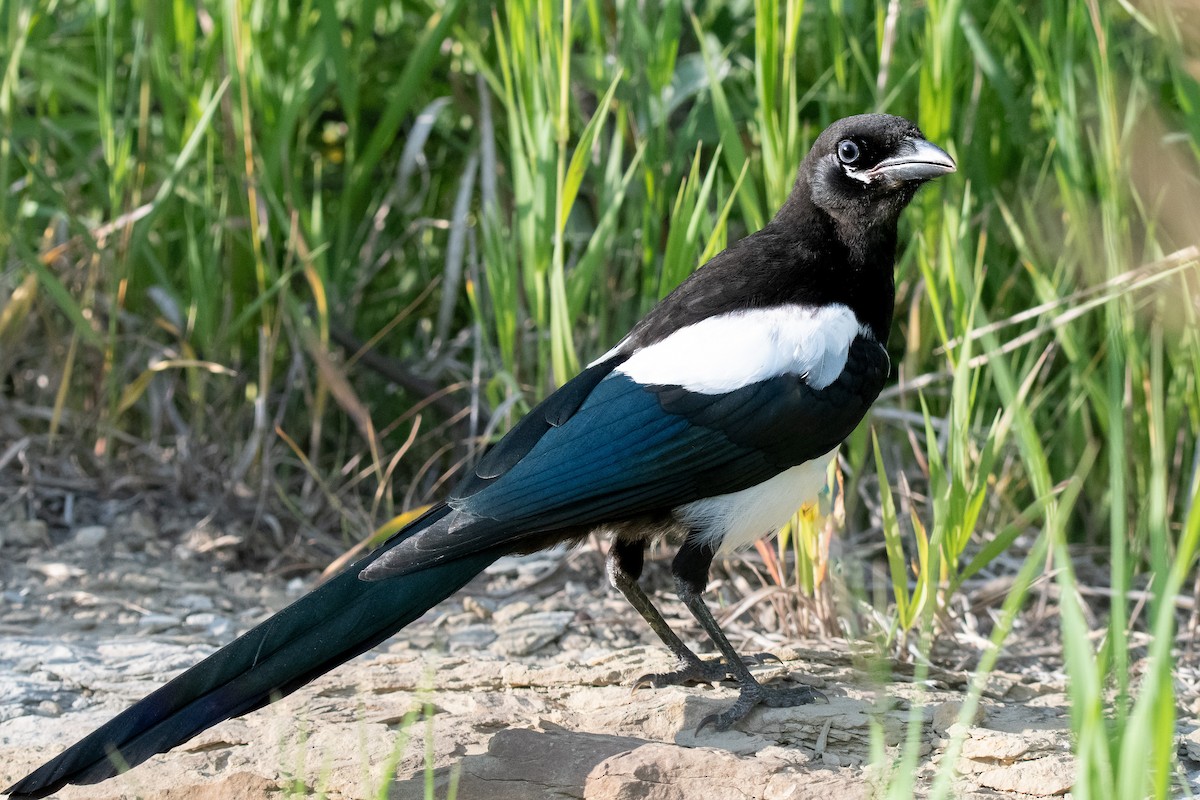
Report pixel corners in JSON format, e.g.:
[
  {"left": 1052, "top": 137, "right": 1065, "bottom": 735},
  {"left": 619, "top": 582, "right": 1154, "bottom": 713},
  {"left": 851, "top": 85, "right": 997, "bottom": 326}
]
[{"left": 675, "top": 453, "right": 837, "bottom": 554}]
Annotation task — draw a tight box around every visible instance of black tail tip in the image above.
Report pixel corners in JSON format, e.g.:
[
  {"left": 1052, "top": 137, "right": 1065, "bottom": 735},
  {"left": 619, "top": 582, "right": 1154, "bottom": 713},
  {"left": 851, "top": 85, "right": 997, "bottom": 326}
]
[{"left": 5, "top": 780, "right": 51, "bottom": 800}]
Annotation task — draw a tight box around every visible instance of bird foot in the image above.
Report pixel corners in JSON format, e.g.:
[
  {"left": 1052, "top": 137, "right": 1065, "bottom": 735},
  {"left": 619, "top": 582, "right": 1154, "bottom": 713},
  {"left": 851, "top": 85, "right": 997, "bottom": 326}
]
[
  {"left": 696, "top": 681, "right": 826, "bottom": 733},
  {"left": 633, "top": 656, "right": 731, "bottom": 690},
  {"left": 632, "top": 652, "right": 783, "bottom": 691}
]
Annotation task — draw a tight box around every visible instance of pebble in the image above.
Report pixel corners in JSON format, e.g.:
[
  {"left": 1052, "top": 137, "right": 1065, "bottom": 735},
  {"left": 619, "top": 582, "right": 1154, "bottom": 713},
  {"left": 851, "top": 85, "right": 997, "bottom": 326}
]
[
  {"left": 462, "top": 595, "right": 494, "bottom": 619},
  {"left": 493, "top": 600, "right": 533, "bottom": 625},
  {"left": 491, "top": 611, "right": 573, "bottom": 656},
  {"left": 1182, "top": 728, "right": 1200, "bottom": 762},
  {"left": 35, "top": 700, "right": 62, "bottom": 716},
  {"left": 137, "top": 613, "right": 182, "bottom": 633},
  {"left": 185, "top": 613, "right": 232, "bottom": 638},
  {"left": 448, "top": 623, "right": 499, "bottom": 651},
  {"left": 176, "top": 594, "right": 215, "bottom": 612},
  {"left": 2, "top": 520, "right": 48, "bottom": 548},
  {"left": 113, "top": 511, "right": 157, "bottom": 549},
  {"left": 932, "top": 699, "right": 984, "bottom": 736},
  {"left": 69, "top": 526, "right": 108, "bottom": 549},
  {"left": 3, "top": 590, "right": 28, "bottom": 606},
  {"left": 28, "top": 562, "right": 85, "bottom": 581}
]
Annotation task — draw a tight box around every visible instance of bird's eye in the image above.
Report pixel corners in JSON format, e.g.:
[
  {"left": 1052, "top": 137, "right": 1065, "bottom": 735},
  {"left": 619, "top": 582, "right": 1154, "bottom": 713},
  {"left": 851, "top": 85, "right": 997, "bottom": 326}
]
[{"left": 837, "top": 139, "right": 860, "bottom": 164}]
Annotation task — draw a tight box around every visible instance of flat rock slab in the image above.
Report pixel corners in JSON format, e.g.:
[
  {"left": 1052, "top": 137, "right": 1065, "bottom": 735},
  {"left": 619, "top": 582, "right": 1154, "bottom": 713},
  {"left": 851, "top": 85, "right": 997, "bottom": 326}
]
[
  {"left": 0, "top": 526, "right": 1092, "bottom": 799},
  {"left": 0, "top": 638, "right": 1077, "bottom": 799}
]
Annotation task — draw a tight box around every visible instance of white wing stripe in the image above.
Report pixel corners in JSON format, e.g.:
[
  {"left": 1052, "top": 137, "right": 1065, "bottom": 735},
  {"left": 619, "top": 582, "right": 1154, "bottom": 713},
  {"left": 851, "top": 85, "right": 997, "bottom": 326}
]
[{"left": 613, "top": 303, "right": 865, "bottom": 393}]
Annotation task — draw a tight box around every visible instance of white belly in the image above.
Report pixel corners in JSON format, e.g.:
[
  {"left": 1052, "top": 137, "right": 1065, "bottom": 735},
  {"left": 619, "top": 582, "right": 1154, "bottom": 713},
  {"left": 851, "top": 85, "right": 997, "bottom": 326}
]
[{"left": 676, "top": 451, "right": 836, "bottom": 554}]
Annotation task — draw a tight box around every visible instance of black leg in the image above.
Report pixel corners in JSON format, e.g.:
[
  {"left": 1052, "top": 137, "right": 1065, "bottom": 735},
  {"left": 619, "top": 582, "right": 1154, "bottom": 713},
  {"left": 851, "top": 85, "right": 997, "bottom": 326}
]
[
  {"left": 606, "top": 538, "right": 734, "bottom": 687},
  {"left": 672, "top": 537, "right": 824, "bottom": 732}
]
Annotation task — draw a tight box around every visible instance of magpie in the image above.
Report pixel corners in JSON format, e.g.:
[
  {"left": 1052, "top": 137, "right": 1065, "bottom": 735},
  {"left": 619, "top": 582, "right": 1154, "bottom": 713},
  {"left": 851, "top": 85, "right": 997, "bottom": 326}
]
[{"left": 5, "top": 113, "right": 954, "bottom": 799}]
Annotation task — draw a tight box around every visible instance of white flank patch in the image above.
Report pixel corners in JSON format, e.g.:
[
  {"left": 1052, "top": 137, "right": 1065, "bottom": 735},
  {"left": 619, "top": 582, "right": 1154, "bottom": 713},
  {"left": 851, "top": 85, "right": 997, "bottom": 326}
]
[
  {"left": 611, "top": 303, "right": 865, "bottom": 393},
  {"left": 678, "top": 452, "right": 836, "bottom": 554}
]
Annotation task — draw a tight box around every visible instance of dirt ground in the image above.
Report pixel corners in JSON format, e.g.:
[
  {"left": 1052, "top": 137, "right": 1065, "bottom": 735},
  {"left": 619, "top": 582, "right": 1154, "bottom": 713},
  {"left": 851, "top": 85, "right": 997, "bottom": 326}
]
[{"left": 1, "top": 502, "right": 1198, "bottom": 799}]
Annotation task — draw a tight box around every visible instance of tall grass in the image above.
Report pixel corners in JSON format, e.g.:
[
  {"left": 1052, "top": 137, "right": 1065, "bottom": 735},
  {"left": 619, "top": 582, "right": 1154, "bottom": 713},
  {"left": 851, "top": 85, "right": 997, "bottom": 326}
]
[{"left": 3, "top": 0, "right": 1199, "bottom": 795}]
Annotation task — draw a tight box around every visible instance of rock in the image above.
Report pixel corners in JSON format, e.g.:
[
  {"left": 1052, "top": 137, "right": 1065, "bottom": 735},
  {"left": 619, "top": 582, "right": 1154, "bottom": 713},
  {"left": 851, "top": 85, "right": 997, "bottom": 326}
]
[
  {"left": 462, "top": 595, "right": 495, "bottom": 619},
  {"left": 3, "top": 519, "right": 48, "bottom": 548},
  {"left": 177, "top": 594, "right": 215, "bottom": 612},
  {"left": 0, "top": 507, "right": 1087, "bottom": 800},
  {"left": 975, "top": 754, "right": 1074, "bottom": 796},
  {"left": 586, "top": 741, "right": 868, "bottom": 800},
  {"left": 27, "top": 561, "right": 85, "bottom": 581},
  {"left": 1182, "top": 727, "right": 1200, "bottom": 762},
  {"left": 932, "top": 699, "right": 983, "bottom": 736},
  {"left": 185, "top": 613, "right": 232, "bottom": 638},
  {"left": 493, "top": 600, "right": 533, "bottom": 625},
  {"left": 137, "top": 613, "right": 182, "bottom": 633},
  {"left": 69, "top": 525, "right": 108, "bottom": 549},
  {"left": 959, "top": 729, "right": 1047, "bottom": 762},
  {"left": 449, "top": 623, "right": 498, "bottom": 651},
  {"left": 112, "top": 511, "right": 157, "bottom": 549},
  {"left": 491, "top": 611, "right": 574, "bottom": 656},
  {"left": 424, "top": 725, "right": 645, "bottom": 800},
  {"left": 139, "top": 771, "right": 282, "bottom": 800}
]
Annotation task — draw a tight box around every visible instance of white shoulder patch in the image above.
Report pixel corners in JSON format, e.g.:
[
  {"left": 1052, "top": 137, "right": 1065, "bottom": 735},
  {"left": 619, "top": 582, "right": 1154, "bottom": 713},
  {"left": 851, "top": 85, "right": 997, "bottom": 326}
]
[{"left": 613, "top": 303, "right": 866, "bottom": 393}]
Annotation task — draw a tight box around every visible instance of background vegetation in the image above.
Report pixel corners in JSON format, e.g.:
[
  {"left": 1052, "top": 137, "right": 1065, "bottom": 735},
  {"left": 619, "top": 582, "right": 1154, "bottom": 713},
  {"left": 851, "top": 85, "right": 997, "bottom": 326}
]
[{"left": 2, "top": 0, "right": 1199, "bottom": 796}]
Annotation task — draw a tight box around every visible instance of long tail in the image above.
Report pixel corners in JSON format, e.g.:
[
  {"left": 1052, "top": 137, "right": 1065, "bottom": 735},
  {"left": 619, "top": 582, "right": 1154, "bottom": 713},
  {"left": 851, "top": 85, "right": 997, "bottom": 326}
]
[{"left": 5, "top": 506, "right": 500, "bottom": 799}]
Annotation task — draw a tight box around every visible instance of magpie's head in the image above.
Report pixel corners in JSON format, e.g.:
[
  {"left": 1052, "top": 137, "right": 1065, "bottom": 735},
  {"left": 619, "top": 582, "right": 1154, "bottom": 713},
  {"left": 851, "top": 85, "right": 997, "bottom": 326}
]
[{"left": 801, "top": 113, "right": 956, "bottom": 236}]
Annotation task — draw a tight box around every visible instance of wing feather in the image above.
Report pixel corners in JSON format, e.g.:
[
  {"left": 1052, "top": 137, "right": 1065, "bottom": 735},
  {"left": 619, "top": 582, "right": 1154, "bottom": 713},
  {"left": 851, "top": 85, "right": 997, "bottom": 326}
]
[{"left": 371, "top": 336, "right": 889, "bottom": 575}]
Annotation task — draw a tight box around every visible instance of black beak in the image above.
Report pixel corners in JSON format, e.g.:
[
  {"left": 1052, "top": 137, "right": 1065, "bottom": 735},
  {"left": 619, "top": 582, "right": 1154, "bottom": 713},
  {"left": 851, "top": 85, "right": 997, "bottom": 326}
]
[{"left": 868, "top": 137, "right": 957, "bottom": 183}]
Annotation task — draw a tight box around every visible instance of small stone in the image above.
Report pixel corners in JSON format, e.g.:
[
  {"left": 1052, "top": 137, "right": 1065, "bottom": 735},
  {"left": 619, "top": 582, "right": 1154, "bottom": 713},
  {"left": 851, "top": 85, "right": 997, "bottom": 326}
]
[
  {"left": 185, "top": 613, "right": 232, "bottom": 638},
  {"left": 1003, "top": 683, "right": 1038, "bottom": 702},
  {"left": 493, "top": 600, "right": 533, "bottom": 625},
  {"left": 177, "top": 594, "right": 215, "bottom": 612},
  {"left": 1182, "top": 728, "right": 1200, "bottom": 762},
  {"left": 69, "top": 525, "right": 108, "bottom": 549},
  {"left": 449, "top": 623, "right": 498, "bottom": 651},
  {"left": 36, "top": 700, "right": 61, "bottom": 716},
  {"left": 113, "top": 511, "right": 157, "bottom": 546},
  {"left": 29, "top": 562, "right": 85, "bottom": 581},
  {"left": 137, "top": 613, "right": 182, "bottom": 633},
  {"left": 3, "top": 519, "right": 48, "bottom": 547},
  {"left": 932, "top": 699, "right": 983, "bottom": 736},
  {"left": 960, "top": 729, "right": 1042, "bottom": 762},
  {"left": 462, "top": 595, "right": 493, "bottom": 619},
  {"left": 491, "top": 611, "right": 573, "bottom": 656}
]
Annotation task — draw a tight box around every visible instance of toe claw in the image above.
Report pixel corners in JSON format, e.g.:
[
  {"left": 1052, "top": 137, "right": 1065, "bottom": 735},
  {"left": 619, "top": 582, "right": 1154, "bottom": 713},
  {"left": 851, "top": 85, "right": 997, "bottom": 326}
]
[
  {"left": 739, "top": 652, "right": 784, "bottom": 667},
  {"left": 631, "top": 673, "right": 659, "bottom": 692},
  {"left": 694, "top": 677, "right": 823, "bottom": 731},
  {"left": 760, "top": 683, "right": 824, "bottom": 708},
  {"left": 627, "top": 657, "right": 733, "bottom": 691}
]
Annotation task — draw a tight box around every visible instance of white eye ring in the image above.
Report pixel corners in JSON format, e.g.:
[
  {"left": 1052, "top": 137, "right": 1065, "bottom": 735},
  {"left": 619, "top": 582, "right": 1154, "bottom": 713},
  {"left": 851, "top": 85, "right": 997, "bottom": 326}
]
[{"left": 837, "top": 139, "right": 860, "bottom": 164}]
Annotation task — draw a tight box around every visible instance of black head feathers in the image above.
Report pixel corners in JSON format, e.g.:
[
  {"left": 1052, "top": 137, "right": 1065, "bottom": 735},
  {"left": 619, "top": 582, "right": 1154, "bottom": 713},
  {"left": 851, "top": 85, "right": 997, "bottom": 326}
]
[{"left": 791, "top": 113, "right": 955, "bottom": 244}]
